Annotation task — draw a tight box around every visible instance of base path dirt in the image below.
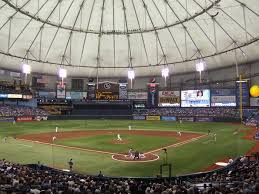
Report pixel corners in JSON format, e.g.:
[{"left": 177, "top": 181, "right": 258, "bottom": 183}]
[{"left": 17, "top": 130, "right": 205, "bottom": 162}]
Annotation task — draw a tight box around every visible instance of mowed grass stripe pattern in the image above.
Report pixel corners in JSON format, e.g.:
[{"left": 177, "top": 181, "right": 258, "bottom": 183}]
[
  {"left": 55, "top": 134, "right": 179, "bottom": 153},
  {"left": 0, "top": 120, "right": 255, "bottom": 177}
]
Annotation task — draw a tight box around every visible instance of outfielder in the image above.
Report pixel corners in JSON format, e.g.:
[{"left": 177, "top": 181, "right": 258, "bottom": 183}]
[
  {"left": 128, "top": 125, "right": 131, "bottom": 130},
  {"left": 55, "top": 126, "right": 58, "bottom": 133}
]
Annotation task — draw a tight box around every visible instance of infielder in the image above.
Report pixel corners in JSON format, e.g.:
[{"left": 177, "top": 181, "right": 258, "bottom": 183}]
[
  {"left": 177, "top": 131, "right": 182, "bottom": 136},
  {"left": 128, "top": 125, "right": 131, "bottom": 130},
  {"left": 117, "top": 134, "right": 122, "bottom": 141}
]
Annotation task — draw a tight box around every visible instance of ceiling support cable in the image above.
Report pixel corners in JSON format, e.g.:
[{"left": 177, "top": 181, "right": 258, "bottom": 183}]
[
  {"left": 43, "top": 0, "right": 75, "bottom": 61},
  {"left": 23, "top": 0, "right": 66, "bottom": 61},
  {"left": 166, "top": 0, "right": 204, "bottom": 59},
  {"left": 0, "top": 0, "right": 31, "bottom": 33},
  {"left": 96, "top": 0, "right": 106, "bottom": 85},
  {"left": 39, "top": 27, "right": 43, "bottom": 60},
  {"left": 175, "top": 0, "right": 217, "bottom": 50},
  {"left": 79, "top": 0, "right": 96, "bottom": 64},
  {"left": 61, "top": 0, "right": 86, "bottom": 65},
  {"left": 141, "top": 0, "right": 166, "bottom": 64},
  {"left": 194, "top": 0, "right": 247, "bottom": 57},
  {"left": 7, "top": 18, "right": 12, "bottom": 53},
  {"left": 131, "top": 0, "right": 150, "bottom": 66},
  {"left": 151, "top": 0, "right": 184, "bottom": 61},
  {"left": 212, "top": 17, "right": 218, "bottom": 53},
  {"left": 112, "top": 0, "right": 115, "bottom": 68},
  {"left": 8, "top": 0, "right": 50, "bottom": 50},
  {"left": 0, "top": 37, "right": 258, "bottom": 68},
  {"left": 234, "top": 0, "right": 259, "bottom": 18},
  {"left": 242, "top": 4, "right": 248, "bottom": 42},
  {"left": 121, "top": 0, "right": 133, "bottom": 68}
]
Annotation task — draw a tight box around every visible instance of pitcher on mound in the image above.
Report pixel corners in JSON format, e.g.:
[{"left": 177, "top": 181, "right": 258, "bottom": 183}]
[{"left": 117, "top": 134, "right": 122, "bottom": 141}]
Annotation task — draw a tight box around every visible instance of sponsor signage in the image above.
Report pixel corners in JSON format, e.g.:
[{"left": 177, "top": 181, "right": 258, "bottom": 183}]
[
  {"left": 195, "top": 117, "right": 214, "bottom": 122},
  {"left": 236, "top": 82, "right": 249, "bottom": 106},
  {"left": 159, "top": 91, "right": 180, "bottom": 107},
  {"left": 181, "top": 90, "right": 210, "bottom": 107},
  {"left": 147, "top": 83, "right": 159, "bottom": 108},
  {"left": 96, "top": 81, "right": 119, "bottom": 100},
  {"left": 146, "top": 115, "right": 161, "bottom": 121},
  {"left": 0, "top": 94, "right": 8, "bottom": 98},
  {"left": 178, "top": 117, "right": 195, "bottom": 122},
  {"left": 161, "top": 116, "right": 177, "bottom": 121},
  {"left": 16, "top": 116, "right": 33, "bottom": 122},
  {"left": 119, "top": 83, "right": 128, "bottom": 99},
  {"left": 0, "top": 117, "right": 15, "bottom": 122},
  {"left": 22, "top": 95, "right": 33, "bottom": 100},
  {"left": 57, "top": 83, "right": 66, "bottom": 99},
  {"left": 133, "top": 115, "right": 146, "bottom": 120},
  {"left": 128, "top": 92, "right": 147, "bottom": 100},
  {"left": 211, "top": 89, "right": 236, "bottom": 107},
  {"left": 250, "top": 98, "right": 259, "bottom": 107},
  {"left": 87, "top": 83, "right": 96, "bottom": 100},
  {"left": 7, "top": 94, "right": 23, "bottom": 99},
  {"left": 38, "top": 91, "right": 56, "bottom": 98}
]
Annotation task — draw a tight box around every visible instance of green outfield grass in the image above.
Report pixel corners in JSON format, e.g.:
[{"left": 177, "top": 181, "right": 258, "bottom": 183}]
[
  {"left": 0, "top": 120, "right": 255, "bottom": 177},
  {"left": 55, "top": 134, "right": 178, "bottom": 153}
]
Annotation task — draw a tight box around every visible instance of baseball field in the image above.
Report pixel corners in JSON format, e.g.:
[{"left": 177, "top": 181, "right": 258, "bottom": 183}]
[{"left": 0, "top": 120, "right": 257, "bottom": 177}]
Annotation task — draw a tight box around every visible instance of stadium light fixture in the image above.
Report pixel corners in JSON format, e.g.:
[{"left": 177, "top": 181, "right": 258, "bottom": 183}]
[
  {"left": 161, "top": 67, "right": 169, "bottom": 87},
  {"left": 22, "top": 63, "right": 31, "bottom": 85},
  {"left": 58, "top": 68, "right": 67, "bottom": 86},
  {"left": 128, "top": 69, "right": 135, "bottom": 89},
  {"left": 196, "top": 59, "right": 206, "bottom": 83}
]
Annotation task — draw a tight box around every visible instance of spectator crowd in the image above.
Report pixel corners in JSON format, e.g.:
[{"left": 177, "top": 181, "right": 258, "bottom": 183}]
[
  {"left": 0, "top": 155, "right": 257, "bottom": 194},
  {"left": 0, "top": 105, "right": 48, "bottom": 117},
  {"left": 133, "top": 108, "right": 240, "bottom": 118}
]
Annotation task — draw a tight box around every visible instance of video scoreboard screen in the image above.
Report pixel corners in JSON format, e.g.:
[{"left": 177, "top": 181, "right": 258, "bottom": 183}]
[{"left": 181, "top": 90, "right": 210, "bottom": 107}]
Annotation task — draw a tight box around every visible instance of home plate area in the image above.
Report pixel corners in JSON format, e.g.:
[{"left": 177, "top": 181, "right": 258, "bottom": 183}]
[{"left": 112, "top": 153, "right": 159, "bottom": 162}]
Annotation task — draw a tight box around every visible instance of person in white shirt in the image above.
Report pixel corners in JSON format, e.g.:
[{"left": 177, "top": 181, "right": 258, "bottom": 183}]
[
  {"left": 117, "top": 134, "right": 122, "bottom": 141},
  {"left": 177, "top": 131, "right": 182, "bottom": 136}
]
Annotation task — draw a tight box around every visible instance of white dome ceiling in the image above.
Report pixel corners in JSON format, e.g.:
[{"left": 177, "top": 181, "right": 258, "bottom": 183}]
[{"left": 0, "top": 0, "right": 259, "bottom": 77}]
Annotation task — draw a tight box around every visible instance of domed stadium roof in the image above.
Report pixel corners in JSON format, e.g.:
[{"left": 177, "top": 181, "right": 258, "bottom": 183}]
[{"left": 0, "top": 0, "right": 259, "bottom": 77}]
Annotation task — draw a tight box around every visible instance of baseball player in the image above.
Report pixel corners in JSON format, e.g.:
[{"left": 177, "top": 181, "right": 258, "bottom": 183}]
[
  {"left": 128, "top": 125, "right": 132, "bottom": 130},
  {"left": 177, "top": 131, "right": 182, "bottom": 136},
  {"left": 52, "top": 136, "right": 56, "bottom": 142},
  {"left": 55, "top": 126, "right": 58, "bottom": 133},
  {"left": 214, "top": 133, "right": 217, "bottom": 142},
  {"left": 117, "top": 134, "right": 122, "bottom": 141}
]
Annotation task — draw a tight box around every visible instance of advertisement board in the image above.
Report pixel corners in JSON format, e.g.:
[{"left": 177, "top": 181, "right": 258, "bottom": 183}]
[
  {"left": 128, "top": 92, "right": 148, "bottom": 100},
  {"left": 250, "top": 98, "right": 259, "bottom": 107},
  {"left": 195, "top": 117, "right": 214, "bottom": 122},
  {"left": 0, "top": 117, "right": 15, "bottom": 122},
  {"left": 16, "top": 116, "right": 33, "bottom": 122},
  {"left": 178, "top": 117, "right": 195, "bottom": 122},
  {"left": 147, "top": 83, "right": 159, "bottom": 108},
  {"left": 57, "top": 83, "right": 66, "bottom": 99},
  {"left": 181, "top": 90, "right": 210, "bottom": 107},
  {"left": 236, "top": 82, "right": 249, "bottom": 106},
  {"left": 161, "top": 116, "right": 177, "bottom": 121},
  {"left": 87, "top": 83, "right": 96, "bottom": 100},
  {"left": 133, "top": 115, "right": 146, "bottom": 120},
  {"left": 22, "top": 95, "right": 33, "bottom": 100},
  {"left": 38, "top": 91, "right": 56, "bottom": 98},
  {"left": 119, "top": 83, "right": 128, "bottom": 99},
  {"left": 159, "top": 91, "right": 180, "bottom": 107},
  {"left": 96, "top": 81, "right": 119, "bottom": 100},
  {"left": 146, "top": 115, "right": 161, "bottom": 121},
  {"left": 211, "top": 89, "right": 236, "bottom": 107},
  {"left": 0, "top": 94, "right": 8, "bottom": 98},
  {"left": 7, "top": 94, "right": 23, "bottom": 99}
]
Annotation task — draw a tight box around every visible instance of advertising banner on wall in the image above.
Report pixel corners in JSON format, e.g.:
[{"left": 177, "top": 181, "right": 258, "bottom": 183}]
[
  {"left": 236, "top": 82, "right": 249, "bottom": 106},
  {"left": 38, "top": 91, "right": 56, "bottom": 98},
  {"left": 0, "top": 94, "right": 8, "bottom": 98},
  {"left": 161, "top": 116, "right": 177, "bottom": 121},
  {"left": 146, "top": 115, "right": 161, "bottom": 121},
  {"left": 96, "top": 81, "right": 119, "bottom": 100},
  {"left": 87, "top": 84, "right": 96, "bottom": 100},
  {"left": 159, "top": 91, "right": 180, "bottom": 107},
  {"left": 119, "top": 83, "right": 128, "bottom": 99},
  {"left": 181, "top": 90, "right": 210, "bottom": 107},
  {"left": 56, "top": 83, "right": 66, "bottom": 99},
  {"left": 0, "top": 117, "right": 15, "bottom": 122},
  {"left": 16, "top": 116, "right": 33, "bottom": 122},
  {"left": 250, "top": 98, "right": 259, "bottom": 107},
  {"left": 7, "top": 94, "right": 23, "bottom": 99},
  {"left": 133, "top": 115, "right": 146, "bottom": 120},
  {"left": 178, "top": 117, "right": 195, "bottom": 122},
  {"left": 211, "top": 89, "right": 236, "bottom": 107},
  {"left": 128, "top": 92, "right": 147, "bottom": 100},
  {"left": 195, "top": 117, "right": 214, "bottom": 122},
  {"left": 147, "top": 83, "right": 159, "bottom": 108}
]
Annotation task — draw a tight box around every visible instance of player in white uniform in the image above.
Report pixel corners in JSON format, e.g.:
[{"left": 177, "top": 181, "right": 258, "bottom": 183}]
[
  {"left": 117, "top": 134, "right": 122, "bottom": 141},
  {"left": 128, "top": 125, "right": 131, "bottom": 130},
  {"left": 55, "top": 127, "right": 58, "bottom": 133},
  {"left": 214, "top": 133, "right": 217, "bottom": 141},
  {"left": 177, "top": 131, "right": 182, "bottom": 136}
]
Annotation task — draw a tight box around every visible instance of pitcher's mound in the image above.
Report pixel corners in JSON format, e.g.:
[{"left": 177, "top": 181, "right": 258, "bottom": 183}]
[{"left": 110, "top": 139, "right": 130, "bottom": 145}]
